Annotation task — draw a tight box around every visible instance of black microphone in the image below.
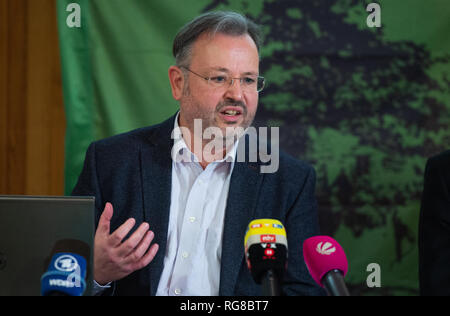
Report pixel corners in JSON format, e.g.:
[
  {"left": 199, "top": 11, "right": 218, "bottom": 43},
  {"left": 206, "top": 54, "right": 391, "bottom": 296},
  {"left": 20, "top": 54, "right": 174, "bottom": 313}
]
[
  {"left": 322, "top": 269, "right": 350, "bottom": 296},
  {"left": 303, "top": 236, "right": 350, "bottom": 296},
  {"left": 244, "top": 219, "right": 288, "bottom": 296}
]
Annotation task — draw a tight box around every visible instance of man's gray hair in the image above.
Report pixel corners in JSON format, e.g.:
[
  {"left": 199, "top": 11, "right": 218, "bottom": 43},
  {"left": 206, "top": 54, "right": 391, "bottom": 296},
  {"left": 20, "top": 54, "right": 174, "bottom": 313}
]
[{"left": 173, "top": 11, "right": 261, "bottom": 67}]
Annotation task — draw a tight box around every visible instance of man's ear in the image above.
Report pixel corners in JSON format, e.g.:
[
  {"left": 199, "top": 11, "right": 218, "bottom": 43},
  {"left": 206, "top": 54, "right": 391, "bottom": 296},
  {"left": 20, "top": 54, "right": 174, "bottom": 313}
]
[{"left": 168, "top": 66, "right": 185, "bottom": 101}]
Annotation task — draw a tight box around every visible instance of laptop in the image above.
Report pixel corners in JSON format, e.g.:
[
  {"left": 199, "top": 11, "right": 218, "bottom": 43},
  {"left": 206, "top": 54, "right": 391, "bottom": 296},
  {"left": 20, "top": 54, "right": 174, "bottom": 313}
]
[{"left": 0, "top": 196, "right": 95, "bottom": 296}]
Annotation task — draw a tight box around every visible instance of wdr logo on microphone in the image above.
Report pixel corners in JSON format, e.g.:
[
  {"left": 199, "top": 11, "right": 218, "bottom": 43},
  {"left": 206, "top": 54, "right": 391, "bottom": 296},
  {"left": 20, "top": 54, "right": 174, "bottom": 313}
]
[
  {"left": 316, "top": 242, "right": 336, "bottom": 255},
  {"left": 53, "top": 255, "right": 83, "bottom": 288},
  {"left": 49, "top": 279, "right": 77, "bottom": 288}
]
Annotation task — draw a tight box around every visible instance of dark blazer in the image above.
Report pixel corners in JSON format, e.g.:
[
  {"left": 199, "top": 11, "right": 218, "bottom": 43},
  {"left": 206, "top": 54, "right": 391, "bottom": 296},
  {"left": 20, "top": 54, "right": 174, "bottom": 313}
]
[
  {"left": 419, "top": 150, "right": 450, "bottom": 295},
  {"left": 72, "top": 113, "right": 325, "bottom": 296}
]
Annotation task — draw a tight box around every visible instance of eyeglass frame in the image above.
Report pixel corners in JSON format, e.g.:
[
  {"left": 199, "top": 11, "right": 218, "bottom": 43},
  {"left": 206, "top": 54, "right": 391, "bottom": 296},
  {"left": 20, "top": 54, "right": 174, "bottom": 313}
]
[{"left": 180, "top": 66, "right": 265, "bottom": 92}]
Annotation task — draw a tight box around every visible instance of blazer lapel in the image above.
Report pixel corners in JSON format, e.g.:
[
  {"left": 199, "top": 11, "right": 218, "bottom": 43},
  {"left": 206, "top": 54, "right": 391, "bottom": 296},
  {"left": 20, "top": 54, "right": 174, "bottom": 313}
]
[
  {"left": 139, "top": 116, "right": 265, "bottom": 296},
  {"left": 219, "top": 135, "right": 264, "bottom": 295},
  {"left": 140, "top": 115, "right": 176, "bottom": 296}
]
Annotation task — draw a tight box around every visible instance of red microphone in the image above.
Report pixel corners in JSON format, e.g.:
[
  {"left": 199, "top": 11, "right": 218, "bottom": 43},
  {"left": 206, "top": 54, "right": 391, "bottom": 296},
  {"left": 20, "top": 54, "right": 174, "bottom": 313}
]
[{"left": 303, "top": 236, "right": 350, "bottom": 296}]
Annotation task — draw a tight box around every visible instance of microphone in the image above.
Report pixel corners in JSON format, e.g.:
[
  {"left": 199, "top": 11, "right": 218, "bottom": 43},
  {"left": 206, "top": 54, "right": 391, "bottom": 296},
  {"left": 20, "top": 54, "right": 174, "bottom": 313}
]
[
  {"left": 244, "top": 219, "right": 288, "bottom": 296},
  {"left": 303, "top": 236, "right": 350, "bottom": 296},
  {"left": 41, "top": 252, "right": 87, "bottom": 296}
]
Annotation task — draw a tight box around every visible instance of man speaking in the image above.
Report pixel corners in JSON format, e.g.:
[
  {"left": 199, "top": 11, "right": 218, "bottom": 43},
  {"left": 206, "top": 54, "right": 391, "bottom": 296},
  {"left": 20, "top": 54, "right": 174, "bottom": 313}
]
[{"left": 72, "top": 11, "right": 325, "bottom": 296}]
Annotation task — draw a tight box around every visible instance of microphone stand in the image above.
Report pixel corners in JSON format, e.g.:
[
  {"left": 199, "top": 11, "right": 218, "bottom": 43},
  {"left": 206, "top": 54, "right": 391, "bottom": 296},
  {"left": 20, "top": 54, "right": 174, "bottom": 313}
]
[
  {"left": 322, "top": 269, "right": 350, "bottom": 296},
  {"left": 261, "top": 269, "right": 281, "bottom": 296}
]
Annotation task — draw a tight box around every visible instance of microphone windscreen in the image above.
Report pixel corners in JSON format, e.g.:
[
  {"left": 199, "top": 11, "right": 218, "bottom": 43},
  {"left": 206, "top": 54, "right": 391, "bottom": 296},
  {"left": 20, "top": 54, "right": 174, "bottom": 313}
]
[
  {"left": 41, "top": 252, "right": 87, "bottom": 296},
  {"left": 244, "top": 219, "right": 287, "bottom": 249},
  {"left": 302, "top": 236, "right": 348, "bottom": 287},
  {"left": 244, "top": 219, "right": 288, "bottom": 284}
]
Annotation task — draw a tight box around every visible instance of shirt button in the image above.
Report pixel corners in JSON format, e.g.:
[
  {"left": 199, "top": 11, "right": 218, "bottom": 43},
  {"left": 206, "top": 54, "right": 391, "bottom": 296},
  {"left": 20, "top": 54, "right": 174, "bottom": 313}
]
[
  {"left": 182, "top": 252, "right": 189, "bottom": 259},
  {"left": 189, "top": 216, "right": 196, "bottom": 223},
  {"left": 174, "top": 288, "right": 181, "bottom": 295}
]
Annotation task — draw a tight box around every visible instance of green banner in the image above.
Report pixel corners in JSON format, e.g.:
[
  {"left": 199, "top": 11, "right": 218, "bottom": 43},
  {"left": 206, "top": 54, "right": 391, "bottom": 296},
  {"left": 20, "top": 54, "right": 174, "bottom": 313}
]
[
  {"left": 57, "top": 0, "right": 211, "bottom": 193},
  {"left": 57, "top": 0, "right": 450, "bottom": 295}
]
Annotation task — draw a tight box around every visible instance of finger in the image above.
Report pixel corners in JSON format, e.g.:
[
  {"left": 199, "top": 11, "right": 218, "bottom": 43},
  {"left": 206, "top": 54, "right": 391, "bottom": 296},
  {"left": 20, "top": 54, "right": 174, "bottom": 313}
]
[
  {"left": 124, "top": 230, "right": 154, "bottom": 264},
  {"left": 97, "top": 202, "right": 113, "bottom": 236},
  {"left": 116, "top": 222, "right": 150, "bottom": 257},
  {"left": 132, "top": 243, "right": 159, "bottom": 271},
  {"left": 108, "top": 217, "right": 136, "bottom": 247}
]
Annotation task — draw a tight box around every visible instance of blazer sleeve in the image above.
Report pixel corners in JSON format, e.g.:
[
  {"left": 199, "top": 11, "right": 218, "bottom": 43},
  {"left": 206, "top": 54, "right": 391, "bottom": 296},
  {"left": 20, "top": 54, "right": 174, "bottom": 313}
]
[
  {"left": 71, "top": 143, "right": 117, "bottom": 296},
  {"left": 71, "top": 142, "right": 105, "bottom": 227},
  {"left": 283, "top": 165, "right": 327, "bottom": 296},
  {"left": 419, "top": 154, "right": 450, "bottom": 295}
]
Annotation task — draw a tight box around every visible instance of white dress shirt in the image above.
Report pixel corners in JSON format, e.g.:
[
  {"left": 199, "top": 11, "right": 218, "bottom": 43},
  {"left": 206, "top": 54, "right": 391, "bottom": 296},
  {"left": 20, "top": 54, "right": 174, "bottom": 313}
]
[{"left": 155, "top": 113, "right": 238, "bottom": 296}]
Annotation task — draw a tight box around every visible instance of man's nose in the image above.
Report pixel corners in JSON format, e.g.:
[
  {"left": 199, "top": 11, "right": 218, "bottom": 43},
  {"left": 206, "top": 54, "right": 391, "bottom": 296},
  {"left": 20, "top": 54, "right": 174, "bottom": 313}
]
[{"left": 223, "top": 78, "right": 244, "bottom": 101}]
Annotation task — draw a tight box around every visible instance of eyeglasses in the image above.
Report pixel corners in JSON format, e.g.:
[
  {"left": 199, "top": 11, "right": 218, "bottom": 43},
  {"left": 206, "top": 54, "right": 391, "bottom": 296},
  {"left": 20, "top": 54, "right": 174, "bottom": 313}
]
[{"left": 181, "top": 66, "right": 265, "bottom": 92}]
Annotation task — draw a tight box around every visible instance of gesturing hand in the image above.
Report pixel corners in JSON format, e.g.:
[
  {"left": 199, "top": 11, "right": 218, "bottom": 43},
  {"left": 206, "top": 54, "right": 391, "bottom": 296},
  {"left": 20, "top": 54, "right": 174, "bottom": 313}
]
[{"left": 94, "top": 202, "right": 159, "bottom": 285}]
